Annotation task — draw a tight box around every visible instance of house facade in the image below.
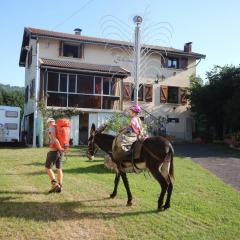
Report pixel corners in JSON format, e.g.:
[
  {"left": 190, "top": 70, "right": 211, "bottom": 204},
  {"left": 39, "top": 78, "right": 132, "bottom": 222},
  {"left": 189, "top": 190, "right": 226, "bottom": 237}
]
[{"left": 19, "top": 27, "right": 205, "bottom": 146}]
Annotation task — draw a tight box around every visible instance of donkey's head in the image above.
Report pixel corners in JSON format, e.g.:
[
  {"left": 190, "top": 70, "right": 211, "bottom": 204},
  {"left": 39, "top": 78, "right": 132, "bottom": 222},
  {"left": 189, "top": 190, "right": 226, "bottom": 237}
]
[{"left": 87, "top": 123, "right": 106, "bottom": 160}]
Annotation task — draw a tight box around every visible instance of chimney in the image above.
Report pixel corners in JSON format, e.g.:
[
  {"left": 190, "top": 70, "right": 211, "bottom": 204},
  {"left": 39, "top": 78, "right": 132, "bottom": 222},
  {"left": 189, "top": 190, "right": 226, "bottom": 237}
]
[
  {"left": 74, "top": 28, "right": 82, "bottom": 35},
  {"left": 184, "top": 42, "right": 192, "bottom": 53}
]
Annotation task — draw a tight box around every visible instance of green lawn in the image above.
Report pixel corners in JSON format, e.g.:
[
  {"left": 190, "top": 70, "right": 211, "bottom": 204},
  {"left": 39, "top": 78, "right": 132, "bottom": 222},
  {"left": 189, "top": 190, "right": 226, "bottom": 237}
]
[{"left": 0, "top": 147, "right": 239, "bottom": 240}]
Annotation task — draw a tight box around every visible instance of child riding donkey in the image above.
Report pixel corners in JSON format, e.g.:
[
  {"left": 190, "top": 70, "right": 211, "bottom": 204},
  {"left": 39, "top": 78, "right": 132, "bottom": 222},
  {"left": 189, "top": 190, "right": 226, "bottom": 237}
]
[{"left": 111, "top": 104, "right": 146, "bottom": 172}]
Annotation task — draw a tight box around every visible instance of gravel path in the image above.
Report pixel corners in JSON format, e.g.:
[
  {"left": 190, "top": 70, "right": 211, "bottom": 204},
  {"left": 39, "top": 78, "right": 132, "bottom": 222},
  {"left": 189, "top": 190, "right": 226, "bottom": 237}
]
[{"left": 173, "top": 143, "right": 240, "bottom": 191}]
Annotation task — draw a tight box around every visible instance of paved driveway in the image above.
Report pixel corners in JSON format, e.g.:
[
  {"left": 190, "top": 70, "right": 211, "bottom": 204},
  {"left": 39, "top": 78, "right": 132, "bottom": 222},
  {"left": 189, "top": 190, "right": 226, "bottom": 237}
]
[{"left": 173, "top": 143, "right": 240, "bottom": 191}]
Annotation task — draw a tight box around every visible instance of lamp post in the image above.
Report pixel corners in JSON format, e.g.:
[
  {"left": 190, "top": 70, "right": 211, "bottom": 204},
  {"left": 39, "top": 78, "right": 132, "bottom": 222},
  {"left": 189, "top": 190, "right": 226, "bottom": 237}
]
[{"left": 133, "top": 15, "right": 142, "bottom": 105}]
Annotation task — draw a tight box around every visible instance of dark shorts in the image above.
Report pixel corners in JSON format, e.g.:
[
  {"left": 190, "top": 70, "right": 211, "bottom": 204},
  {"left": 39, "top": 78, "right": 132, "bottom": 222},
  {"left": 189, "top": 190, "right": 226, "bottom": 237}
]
[{"left": 45, "top": 151, "right": 63, "bottom": 169}]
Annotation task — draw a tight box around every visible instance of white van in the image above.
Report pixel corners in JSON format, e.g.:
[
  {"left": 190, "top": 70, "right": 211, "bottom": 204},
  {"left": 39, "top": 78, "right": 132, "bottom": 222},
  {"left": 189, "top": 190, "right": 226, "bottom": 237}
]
[{"left": 0, "top": 106, "right": 21, "bottom": 142}]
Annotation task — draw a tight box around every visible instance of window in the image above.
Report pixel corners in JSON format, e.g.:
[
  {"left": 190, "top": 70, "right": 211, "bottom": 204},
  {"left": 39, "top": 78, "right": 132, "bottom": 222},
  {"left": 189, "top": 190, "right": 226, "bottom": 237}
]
[
  {"left": 69, "top": 74, "right": 76, "bottom": 92},
  {"left": 46, "top": 71, "right": 120, "bottom": 109},
  {"left": 4, "top": 123, "right": 18, "bottom": 130},
  {"left": 47, "top": 92, "right": 67, "bottom": 107},
  {"left": 77, "top": 75, "right": 94, "bottom": 94},
  {"left": 48, "top": 72, "right": 59, "bottom": 91},
  {"left": 5, "top": 111, "right": 18, "bottom": 118},
  {"left": 167, "top": 118, "right": 179, "bottom": 123},
  {"left": 103, "top": 77, "right": 110, "bottom": 95},
  {"left": 30, "top": 79, "right": 35, "bottom": 98},
  {"left": 60, "top": 74, "right": 67, "bottom": 92},
  {"left": 167, "top": 58, "right": 179, "bottom": 69},
  {"left": 68, "top": 95, "right": 101, "bottom": 109},
  {"left": 95, "top": 77, "right": 102, "bottom": 94},
  {"left": 168, "top": 87, "right": 179, "bottom": 103},
  {"left": 160, "top": 86, "right": 188, "bottom": 104},
  {"left": 61, "top": 42, "right": 83, "bottom": 58}
]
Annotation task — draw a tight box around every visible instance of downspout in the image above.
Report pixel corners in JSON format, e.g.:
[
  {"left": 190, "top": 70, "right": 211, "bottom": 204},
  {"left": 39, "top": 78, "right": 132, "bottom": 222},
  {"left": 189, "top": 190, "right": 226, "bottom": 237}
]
[{"left": 33, "top": 38, "right": 40, "bottom": 147}]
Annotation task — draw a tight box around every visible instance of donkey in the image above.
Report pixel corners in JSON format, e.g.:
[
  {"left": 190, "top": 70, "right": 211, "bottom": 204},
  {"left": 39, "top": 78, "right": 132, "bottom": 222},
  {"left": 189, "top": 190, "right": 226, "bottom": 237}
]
[{"left": 87, "top": 124, "right": 174, "bottom": 211}]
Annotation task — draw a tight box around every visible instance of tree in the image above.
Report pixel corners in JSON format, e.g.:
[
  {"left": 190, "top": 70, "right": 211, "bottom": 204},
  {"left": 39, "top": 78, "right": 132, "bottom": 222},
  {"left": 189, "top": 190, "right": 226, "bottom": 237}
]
[
  {"left": 0, "top": 84, "right": 24, "bottom": 117},
  {"left": 189, "top": 65, "right": 240, "bottom": 140}
]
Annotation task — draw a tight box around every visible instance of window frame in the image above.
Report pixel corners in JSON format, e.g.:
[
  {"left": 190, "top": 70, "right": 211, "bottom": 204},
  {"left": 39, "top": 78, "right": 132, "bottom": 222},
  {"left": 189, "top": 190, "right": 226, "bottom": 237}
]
[
  {"left": 4, "top": 123, "right": 18, "bottom": 130},
  {"left": 61, "top": 42, "right": 84, "bottom": 59},
  {"left": 5, "top": 111, "right": 18, "bottom": 118},
  {"left": 167, "top": 57, "right": 179, "bottom": 69},
  {"left": 46, "top": 71, "right": 119, "bottom": 109},
  {"left": 167, "top": 86, "right": 179, "bottom": 104}
]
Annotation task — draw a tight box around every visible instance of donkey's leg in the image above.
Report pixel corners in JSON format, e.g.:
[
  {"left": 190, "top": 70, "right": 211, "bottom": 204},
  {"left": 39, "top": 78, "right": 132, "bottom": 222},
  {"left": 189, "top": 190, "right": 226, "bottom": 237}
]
[
  {"left": 121, "top": 172, "right": 133, "bottom": 206},
  {"left": 164, "top": 180, "right": 173, "bottom": 209},
  {"left": 159, "top": 159, "right": 173, "bottom": 209},
  {"left": 149, "top": 164, "right": 168, "bottom": 211},
  {"left": 110, "top": 173, "right": 120, "bottom": 198}
]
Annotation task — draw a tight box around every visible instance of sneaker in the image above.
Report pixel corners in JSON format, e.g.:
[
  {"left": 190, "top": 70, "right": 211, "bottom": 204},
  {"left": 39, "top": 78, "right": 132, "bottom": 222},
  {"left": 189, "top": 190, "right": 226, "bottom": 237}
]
[
  {"left": 55, "top": 184, "right": 62, "bottom": 193},
  {"left": 48, "top": 180, "right": 60, "bottom": 193}
]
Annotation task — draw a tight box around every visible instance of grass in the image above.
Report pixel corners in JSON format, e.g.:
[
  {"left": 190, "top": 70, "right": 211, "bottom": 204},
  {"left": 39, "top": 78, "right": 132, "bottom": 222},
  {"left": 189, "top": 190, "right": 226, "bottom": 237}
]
[{"left": 0, "top": 146, "right": 239, "bottom": 240}]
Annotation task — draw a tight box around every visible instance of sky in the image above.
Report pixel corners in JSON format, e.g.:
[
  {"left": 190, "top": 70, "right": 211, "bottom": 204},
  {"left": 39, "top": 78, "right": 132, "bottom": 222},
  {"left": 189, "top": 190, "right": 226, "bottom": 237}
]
[{"left": 0, "top": 0, "right": 240, "bottom": 87}]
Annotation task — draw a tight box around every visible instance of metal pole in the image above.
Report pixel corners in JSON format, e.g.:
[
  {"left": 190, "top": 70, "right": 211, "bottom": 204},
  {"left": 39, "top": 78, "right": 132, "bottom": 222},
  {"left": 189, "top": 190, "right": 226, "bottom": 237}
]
[
  {"left": 133, "top": 16, "right": 142, "bottom": 105},
  {"left": 33, "top": 40, "right": 40, "bottom": 147}
]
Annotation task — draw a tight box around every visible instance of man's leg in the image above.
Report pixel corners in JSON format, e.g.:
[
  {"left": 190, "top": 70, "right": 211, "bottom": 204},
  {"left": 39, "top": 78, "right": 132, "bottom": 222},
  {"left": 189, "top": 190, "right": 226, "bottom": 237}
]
[
  {"left": 45, "top": 167, "right": 56, "bottom": 181},
  {"left": 55, "top": 152, "right": 63, "bottom": 192},
  {"left": 45, "top": 151, "right": 60, "bottom": 193},
  {"left": 56, "top": 168, "right": 63, "bottom": 186}
]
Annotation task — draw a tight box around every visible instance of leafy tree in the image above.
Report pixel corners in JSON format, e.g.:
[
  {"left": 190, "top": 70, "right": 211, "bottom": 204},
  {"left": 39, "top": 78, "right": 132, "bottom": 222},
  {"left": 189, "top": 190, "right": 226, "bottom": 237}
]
[
  {"left": 189, "top": 65, "right": 240, "bottom": 140},
  {"left": 0, "top": 84, "right": 24, "bottom": 117}
]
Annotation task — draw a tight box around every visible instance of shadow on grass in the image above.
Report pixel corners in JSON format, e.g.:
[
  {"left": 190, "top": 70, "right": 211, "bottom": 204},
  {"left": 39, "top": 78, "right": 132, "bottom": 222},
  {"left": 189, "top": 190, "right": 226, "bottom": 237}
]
[
  {"left": 0, "top": 196, "right": 157, "bottom": 222},
  {"left": 0, "top": 190, "right": 47, "bottom": 195},
  {"left": 1, "top": 164, "right": 111, "bottom": 176},
  {"left": 64, "top": 164, "right": 111, "bottom": 174},
  {"left": 23, "top": 162, "right": 44, "bottom": 166}
]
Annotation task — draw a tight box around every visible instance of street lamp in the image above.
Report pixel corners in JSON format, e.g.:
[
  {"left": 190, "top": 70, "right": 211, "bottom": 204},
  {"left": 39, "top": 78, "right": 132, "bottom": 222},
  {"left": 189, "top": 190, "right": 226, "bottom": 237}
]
[{"left": 133, "top": 15, "right": 143, "bottom": 104}]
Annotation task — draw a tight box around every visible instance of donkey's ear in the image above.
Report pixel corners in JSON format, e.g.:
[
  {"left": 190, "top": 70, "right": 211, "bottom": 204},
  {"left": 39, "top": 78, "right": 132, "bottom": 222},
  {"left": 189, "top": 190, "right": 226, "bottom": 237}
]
[
  {"left": 98, "top": 124, "right": 107, "bottom": 133},
  {"left": 91, "top": 123, "right": 96, "bottom": 131}
]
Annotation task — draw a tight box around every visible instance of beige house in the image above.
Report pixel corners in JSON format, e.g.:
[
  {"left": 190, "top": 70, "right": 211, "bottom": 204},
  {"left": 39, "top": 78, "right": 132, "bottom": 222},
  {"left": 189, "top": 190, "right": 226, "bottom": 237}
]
[{"left": 19, "top": 27, "right": 205, "bottom": 146}]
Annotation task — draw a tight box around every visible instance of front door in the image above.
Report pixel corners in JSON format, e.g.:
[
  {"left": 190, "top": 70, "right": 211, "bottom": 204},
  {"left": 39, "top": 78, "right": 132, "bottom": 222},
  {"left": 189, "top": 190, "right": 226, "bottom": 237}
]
[{"left": 79, "top": 113, "right": 89, "bottom": 145}]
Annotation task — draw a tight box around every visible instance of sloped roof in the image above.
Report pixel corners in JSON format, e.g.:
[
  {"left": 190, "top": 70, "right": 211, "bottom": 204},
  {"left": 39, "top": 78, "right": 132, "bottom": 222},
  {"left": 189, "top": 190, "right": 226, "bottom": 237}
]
[
  {"left": 19, "top": 27, "right": 206, "bottom": 66},
  {"left": 39, "top": 58, "right": 130, "bottom": 77}
]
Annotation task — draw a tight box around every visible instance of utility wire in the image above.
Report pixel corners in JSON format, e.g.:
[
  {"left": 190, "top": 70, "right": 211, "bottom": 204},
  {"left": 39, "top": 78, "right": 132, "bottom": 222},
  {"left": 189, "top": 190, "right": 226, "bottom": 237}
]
[{"left": 51, "top": 0, "right": 95, "bottom": 31}]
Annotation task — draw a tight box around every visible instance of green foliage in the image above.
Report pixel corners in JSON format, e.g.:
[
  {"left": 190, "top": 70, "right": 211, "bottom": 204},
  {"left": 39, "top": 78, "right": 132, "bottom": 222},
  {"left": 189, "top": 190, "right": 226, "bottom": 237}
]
[
  {"left": 0, "top": 83, "right": 24, "bottom": 117},
  {"left": 189, "top": 65, "right": 240, "bottom": 140},
  {"left": 38, "top": 100, "right": 81, "bottom": 145},
  {"left": 105, "top": 112, "right": 131, "bottom": 133}
]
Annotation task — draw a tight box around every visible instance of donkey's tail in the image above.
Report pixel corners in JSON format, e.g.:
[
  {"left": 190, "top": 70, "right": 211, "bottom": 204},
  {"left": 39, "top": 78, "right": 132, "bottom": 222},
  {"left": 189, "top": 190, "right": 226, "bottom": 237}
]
[{"left": 169, "top": 144, "right": 175, "bottom": 182}]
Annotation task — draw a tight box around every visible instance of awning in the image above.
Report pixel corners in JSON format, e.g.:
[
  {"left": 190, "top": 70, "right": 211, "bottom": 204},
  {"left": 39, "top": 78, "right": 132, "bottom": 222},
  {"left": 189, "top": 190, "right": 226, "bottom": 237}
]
[{"left": 39, "top": 58, "right": 130, "bottom": 77}]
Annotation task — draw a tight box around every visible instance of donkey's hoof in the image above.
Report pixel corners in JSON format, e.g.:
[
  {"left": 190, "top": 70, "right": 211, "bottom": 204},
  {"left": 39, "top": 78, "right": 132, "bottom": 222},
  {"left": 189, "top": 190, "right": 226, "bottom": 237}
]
[
  {"left": 110, "top": 193, "right": 116, "bottom": 199},
  {"left": 126, "top": 201, "right": 132, "bottom": 207},
  {"left": 157, "top": 206, "right": 164, "bottom": 212},
  {"left": 163, "top": 204, "right": 170, "bottom": 210}
]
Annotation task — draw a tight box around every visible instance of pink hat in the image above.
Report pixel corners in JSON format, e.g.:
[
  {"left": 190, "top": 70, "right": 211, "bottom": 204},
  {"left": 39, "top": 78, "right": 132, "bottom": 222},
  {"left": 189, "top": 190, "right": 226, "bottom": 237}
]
[{"left": 130, "top": 104, "right": 141, "bottom": 113}]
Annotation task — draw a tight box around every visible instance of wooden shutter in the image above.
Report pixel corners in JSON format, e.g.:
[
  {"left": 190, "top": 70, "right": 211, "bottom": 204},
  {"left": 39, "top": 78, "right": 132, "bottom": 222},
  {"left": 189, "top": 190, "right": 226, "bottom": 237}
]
[
  {"left": 180, "top": 58, "right": 188, "bottom": 69},
  {"left": 144, "top": 84, "right": 153, "bottom": 102},
  {"left": 59, "top": 41, "right": 63, "bottom": 56},
  {"left": 180, "top": 87, "right": 188, "bottom": 105},
  {"left": 138, "top": 84, "right": 143, "bottom": 101},
  {"left": 123, "top": 82, "right": 132, "bottom": 100},
  {"left": 160, "top": 85, "right": 168, "bottom": 103}
]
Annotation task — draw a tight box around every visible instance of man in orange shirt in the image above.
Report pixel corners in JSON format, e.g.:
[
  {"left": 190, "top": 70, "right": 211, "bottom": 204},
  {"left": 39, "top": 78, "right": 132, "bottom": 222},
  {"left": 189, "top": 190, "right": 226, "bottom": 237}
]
[{"left": 45, "top": 118, "right": 64, "bottom": 193}]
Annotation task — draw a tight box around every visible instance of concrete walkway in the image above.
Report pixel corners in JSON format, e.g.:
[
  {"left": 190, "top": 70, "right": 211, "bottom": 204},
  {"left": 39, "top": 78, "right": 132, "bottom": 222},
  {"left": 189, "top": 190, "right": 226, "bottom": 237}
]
[{"left": 173, "top": 143, "right": 240, "bottom": 191}]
